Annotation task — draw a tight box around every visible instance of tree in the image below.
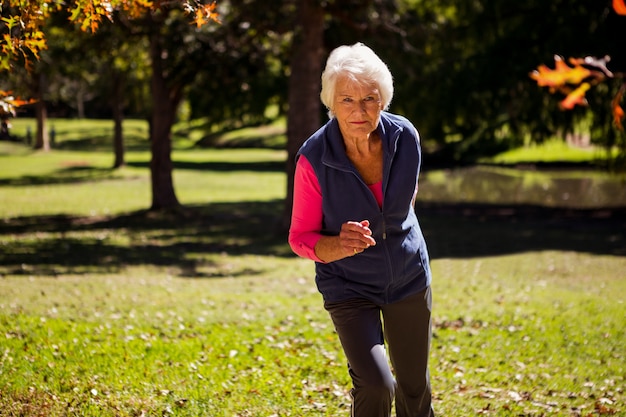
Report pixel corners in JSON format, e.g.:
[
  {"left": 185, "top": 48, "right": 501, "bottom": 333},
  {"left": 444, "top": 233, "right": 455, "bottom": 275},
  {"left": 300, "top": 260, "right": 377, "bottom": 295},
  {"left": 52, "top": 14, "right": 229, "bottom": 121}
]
[
  {"left": 280, "top": 0, "right": 325, "bottom": 231},
  {"left": 184, "top": 0, "right": 294, "bottom": 132},
  {"left": 1, "top": 0, "right": 220, "bottom": 210},
  {"left": 1, "top": 57, "right": 53, "bottom": 150},
  {"left": 530, "top": 0, "right": 626, "bottom": 169}
]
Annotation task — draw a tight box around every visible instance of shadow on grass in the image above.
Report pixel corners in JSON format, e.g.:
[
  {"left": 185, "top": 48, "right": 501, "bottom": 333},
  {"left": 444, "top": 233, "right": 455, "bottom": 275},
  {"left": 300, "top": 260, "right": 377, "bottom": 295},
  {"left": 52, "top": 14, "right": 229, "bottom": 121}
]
[
  {"left": 0, "top": 200, "right": 624, "bottom": 278},
  {"left": 0, "top": 159, "right": 284, "bottom": 187},
  {"left": 418, "top": 202, "right": 626, "bottom": 259},
  {"left": 0, "top": 200, "right": 290, "bottom": 278},
  {"left": 126, "top": 159, "right": 285, "bottom": 172},
  {"left": 48, "top": 125, "right": 150, "bottom": 152},
  {"left": 0, "top": 166, "right": 122, "bottom": 187},
  {"left": 51, "top": 136, "right": 148, "bottom": 152}
]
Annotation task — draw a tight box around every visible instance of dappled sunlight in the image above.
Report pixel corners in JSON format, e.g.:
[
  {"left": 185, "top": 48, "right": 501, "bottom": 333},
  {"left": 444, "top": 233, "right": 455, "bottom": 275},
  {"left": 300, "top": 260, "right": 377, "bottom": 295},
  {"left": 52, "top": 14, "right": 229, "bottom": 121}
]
[
  {"left": 0, "top": 201, "right": 292, "bottom": 278},
  {"left": 429, "top": 252, "right": 626, "bottom": 416}
]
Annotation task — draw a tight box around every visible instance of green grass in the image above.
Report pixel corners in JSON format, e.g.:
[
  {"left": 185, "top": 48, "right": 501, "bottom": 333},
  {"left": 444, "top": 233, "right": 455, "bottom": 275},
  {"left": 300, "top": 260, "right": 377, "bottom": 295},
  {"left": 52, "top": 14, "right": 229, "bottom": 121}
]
[
  {"left": 483, "top": 138, "right": 606, "bottom": 165},
  {"left": 0, "top": 144, "right": 286, "bottom": 218},
  {"left": 8, "top": 118, "right": 152, "bottom": 151},
  {"left": 0, "top": 119, "right": 624, "bottom": 416}
]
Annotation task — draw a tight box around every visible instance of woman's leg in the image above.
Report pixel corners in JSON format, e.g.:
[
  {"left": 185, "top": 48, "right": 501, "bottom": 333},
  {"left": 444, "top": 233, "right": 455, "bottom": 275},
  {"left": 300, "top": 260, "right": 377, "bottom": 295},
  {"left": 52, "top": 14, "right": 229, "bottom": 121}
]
[
  {"left": 325, "top": 298, "right": 395, "bottom": 417},
  {"left": 381, "top": 287, "right": 435, "bottom": 417}
]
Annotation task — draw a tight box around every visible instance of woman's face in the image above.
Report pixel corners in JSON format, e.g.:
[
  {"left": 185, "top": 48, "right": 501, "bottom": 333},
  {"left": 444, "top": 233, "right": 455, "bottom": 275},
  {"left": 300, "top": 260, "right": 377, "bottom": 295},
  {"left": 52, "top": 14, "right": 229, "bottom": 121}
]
[{"left": 332, "top": 75, "right": 382, "bottom": 140}]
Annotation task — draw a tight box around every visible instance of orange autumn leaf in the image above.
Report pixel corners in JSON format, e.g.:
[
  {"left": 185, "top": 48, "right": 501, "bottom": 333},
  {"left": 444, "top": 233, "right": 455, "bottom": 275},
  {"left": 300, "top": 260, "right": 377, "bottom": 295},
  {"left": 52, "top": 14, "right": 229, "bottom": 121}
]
[
  {"left": 70, "top": 1, "right": 111, "bottom": 33},
  {"left": 614, "top": 105, "right": 625, "bottom": 130},
  {"left": 1, "top": 90, "right": 37, "bottom": 116},
  {"left": 612, "top": 86, "right": 625, "bottom": 130},
  {"left": 0, "top": 91, "right": 37, "bottom": 106},
  {"left": 530, "top": 56, "right": 591, "bottom": 88},
  {"left": 194, "top": 8, "right": 207, "bottom": 27},
  {"left": 7, "top": 97, "right": 37, "bottom": 107},
  {"left": 613, "top": 0, "right": 626, "bottom": 15},
  {"left": 560, "top": 83, "right": 590, "bottom": 110},
  {"left": 193, "top": 2, "right": 220, "bottom": 27}
]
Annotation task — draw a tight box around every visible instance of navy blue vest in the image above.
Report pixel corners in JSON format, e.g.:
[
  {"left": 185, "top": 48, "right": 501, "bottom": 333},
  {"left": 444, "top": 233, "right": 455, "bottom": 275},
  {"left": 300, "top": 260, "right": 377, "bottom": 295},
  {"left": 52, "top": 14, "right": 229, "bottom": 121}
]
[{"left": 297, "top": 112, "right": 431, "bottom": 304}]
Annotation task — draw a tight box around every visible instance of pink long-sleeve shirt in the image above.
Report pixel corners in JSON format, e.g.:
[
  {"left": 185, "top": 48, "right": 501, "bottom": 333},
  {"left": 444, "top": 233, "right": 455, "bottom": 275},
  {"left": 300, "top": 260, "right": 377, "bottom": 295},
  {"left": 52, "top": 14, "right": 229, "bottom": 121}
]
[{"left": 288, "top": 155, "right": 383, "bottom": 263}]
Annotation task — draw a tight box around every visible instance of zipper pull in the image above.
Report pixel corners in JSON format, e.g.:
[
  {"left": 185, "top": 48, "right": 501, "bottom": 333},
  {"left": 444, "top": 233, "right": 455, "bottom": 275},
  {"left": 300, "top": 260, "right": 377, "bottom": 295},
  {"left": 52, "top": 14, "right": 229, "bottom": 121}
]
[{"left": 382, "top": 219, "right": 387, "bottom": 240}]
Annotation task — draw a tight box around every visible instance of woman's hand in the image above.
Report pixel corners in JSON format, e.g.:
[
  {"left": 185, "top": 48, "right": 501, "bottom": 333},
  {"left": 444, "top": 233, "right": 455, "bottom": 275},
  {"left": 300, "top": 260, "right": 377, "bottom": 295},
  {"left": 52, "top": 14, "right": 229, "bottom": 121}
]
[
  {"left": 340, "top": 220, "right": 376, "bottom": 255},
  {"left": 314, "top": 219, "right": 377, "bottom": 263}
]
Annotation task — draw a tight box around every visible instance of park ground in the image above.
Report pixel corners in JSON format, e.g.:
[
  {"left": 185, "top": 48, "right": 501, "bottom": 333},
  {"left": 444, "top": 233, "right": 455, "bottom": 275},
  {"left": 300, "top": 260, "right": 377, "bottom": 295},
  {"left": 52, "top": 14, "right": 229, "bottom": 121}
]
[{"left": 0, "top": 119, "right": 625, "bottom": 416}]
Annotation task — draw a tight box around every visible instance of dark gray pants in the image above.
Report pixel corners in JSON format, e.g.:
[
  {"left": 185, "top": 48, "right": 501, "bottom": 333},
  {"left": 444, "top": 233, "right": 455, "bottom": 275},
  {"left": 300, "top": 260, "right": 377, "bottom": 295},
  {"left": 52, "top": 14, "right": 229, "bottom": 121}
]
[{"left": 324, "top": 287, "right": 435, "bottom": 417}]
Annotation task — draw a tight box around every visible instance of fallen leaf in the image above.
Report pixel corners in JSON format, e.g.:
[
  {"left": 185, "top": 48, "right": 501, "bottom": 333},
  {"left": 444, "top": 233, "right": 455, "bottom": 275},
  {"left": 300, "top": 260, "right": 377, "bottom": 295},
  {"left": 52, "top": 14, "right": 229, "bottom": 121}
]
[{"left": 508, "top": 391, "right": 523, "bottom": 402}]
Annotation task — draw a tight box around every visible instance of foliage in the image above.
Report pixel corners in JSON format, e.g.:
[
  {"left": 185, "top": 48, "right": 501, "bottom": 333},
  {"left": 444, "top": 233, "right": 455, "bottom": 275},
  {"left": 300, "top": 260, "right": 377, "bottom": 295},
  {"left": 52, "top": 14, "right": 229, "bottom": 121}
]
[
  {"left": 4, "top": 1, "right": 626, "bottom": 168},
  {"left": 362, "top": 0, "right": 626, "bottom": 166},
  {"left": 530, "top": 1, "right": 626, "bottom": 170},
  {"left": 0, "top": 0, "right": 218, "bottom": 71},
  {"left": 0, "top": 90, "right": 35, "bottom": 117},
  {"left": 0, "top": 0, "right": 219, "bottom": 127},
  {"left": 185, "top": 0, "right": 293, "bottom": 129},
  {"left": 530, "top": 47, "right": 625, "bottom": 131}
]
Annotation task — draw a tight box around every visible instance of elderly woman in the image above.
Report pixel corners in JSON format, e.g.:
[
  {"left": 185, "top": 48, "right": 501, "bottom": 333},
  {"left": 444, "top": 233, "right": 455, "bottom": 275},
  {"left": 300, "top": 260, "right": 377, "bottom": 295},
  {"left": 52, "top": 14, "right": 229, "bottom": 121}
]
[{"left": 288, "top": 43, "right": 435, "bottom": 417}]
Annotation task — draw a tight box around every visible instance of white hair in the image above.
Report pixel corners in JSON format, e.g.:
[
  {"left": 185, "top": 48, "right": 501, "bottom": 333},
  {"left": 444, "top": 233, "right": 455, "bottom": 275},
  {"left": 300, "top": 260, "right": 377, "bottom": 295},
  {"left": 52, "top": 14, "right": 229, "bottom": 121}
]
[{"left": 320, "top": 42, "right": 394, "bottom": 119}]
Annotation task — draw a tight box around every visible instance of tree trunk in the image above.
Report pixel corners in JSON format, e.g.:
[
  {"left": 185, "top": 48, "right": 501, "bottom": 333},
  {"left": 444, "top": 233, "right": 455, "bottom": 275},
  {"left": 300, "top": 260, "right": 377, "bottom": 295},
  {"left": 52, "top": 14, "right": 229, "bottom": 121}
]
[
  {"left": 76, "top": 81, "right": 86, "bottom": 119},
  {"left": 34, "top": 101, "right": 49, "bottom": 151},
  {"left": 112, "top": 101, "right": 125, "bottom": 168},
  {"left": 112, "top": 74, "right": 126, "bottom": 168},
  {"left": 279, "top": 0, "right": 325, "bottom": 232},
  {"left": 148, "top": 31, "right": 181, "bottom": 211},
  {"left": 34, "top": 72, "right": 49, "bottom": 151}
]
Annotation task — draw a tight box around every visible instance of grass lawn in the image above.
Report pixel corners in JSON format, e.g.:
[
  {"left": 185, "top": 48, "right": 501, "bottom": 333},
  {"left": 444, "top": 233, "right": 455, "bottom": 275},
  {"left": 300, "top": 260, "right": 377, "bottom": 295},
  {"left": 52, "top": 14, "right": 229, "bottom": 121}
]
[{"left": 0, "top": 119, "right": 624, "bottom": 416}]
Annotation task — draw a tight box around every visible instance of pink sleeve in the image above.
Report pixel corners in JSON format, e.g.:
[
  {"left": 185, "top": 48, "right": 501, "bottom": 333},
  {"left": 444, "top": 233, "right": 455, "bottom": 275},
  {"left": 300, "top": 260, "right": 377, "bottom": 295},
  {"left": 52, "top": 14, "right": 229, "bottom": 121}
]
[{"left": 288, "top": 155, "right": 325, "bottom": 262}]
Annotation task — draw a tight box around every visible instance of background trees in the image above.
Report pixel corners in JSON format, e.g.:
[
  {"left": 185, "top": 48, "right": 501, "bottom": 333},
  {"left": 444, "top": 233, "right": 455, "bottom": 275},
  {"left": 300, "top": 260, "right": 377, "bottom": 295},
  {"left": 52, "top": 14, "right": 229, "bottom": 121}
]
[
  {"left": 529, "top": 1, "right": 626, "bottom": 170},
  {"left": 2, "top": 0, "right": 624, "bottom": 218},
  {"left": 377, "top": 0, "right": 625, "bottom": 165},
  {"left": 2, "top": 1, "right": 220, "bottom": 210}
]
